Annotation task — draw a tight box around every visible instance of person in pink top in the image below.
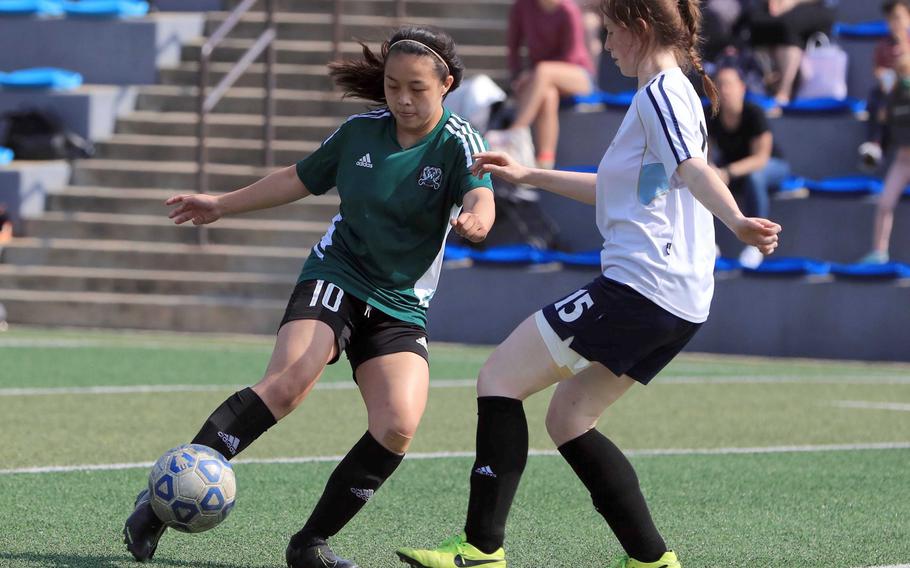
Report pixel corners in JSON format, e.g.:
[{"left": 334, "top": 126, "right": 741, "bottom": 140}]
[{"left": 489, "top": 0, "right": 595, "bottom": 169}]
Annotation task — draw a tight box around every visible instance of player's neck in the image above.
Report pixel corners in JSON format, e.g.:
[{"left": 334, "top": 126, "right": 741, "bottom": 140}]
[
  {"left": 395, "top": 106, "right": 445, "bottom": 149},
  {"left": 636, "top": 50, "right": 679, "bottom": 89}
]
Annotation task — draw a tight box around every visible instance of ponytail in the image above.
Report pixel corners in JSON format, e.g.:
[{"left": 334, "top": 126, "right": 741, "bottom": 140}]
[{"left": 677, "top": 0, "right": 719, "bottom": 116}]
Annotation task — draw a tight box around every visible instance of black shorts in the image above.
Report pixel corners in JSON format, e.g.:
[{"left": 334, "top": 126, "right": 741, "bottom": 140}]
[
  {"left": 540, "top": 275, "right": 701, "bottom": 384},
  {"left": 279, "top": 279, "right": 429, "bottom": 375}
]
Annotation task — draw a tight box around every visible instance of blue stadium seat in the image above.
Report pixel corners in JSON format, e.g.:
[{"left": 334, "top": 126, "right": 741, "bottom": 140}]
[
  {"left": 551, "top": 250, "right": 600, "bottom": 267},
  {"left": 0, "top": 67, "right": 82, "bottom": 90},
  {"left": 743, "top": 257, "right": 831, "bottom": 276},
  {"left": 833, "top": 20, "right": 889, "bottom": 39},
  {"left": 471, "top": 244, "right": 555, "bottom": 264},
  {"left": 0, "top": 146, "right": 12, "bottom": 165},
  {"left": 60, "top": 1, "right": 148, "bottom": 19},
  {"left": 443, "top": 244, "right": 472, "bottom": 262},
  {"left": 830, "top": 261, "right": 910, "bottom": 279},
  {"left": 0, "top": 0, "right": 62, "bottom": 16},
  {"left": 564, "top": 90, "right": 635, "bottom": 109},
  {"left": 715, "top": 257, "right": 741, "bottom": 272}
]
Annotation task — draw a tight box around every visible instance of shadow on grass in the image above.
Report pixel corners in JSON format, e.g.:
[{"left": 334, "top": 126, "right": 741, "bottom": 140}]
[{"left": 0, "top": 551, "right": 279, "bottom": 568}]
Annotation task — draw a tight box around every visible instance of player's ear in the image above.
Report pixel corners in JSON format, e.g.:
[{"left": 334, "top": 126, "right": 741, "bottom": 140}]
[{"left": 442, "top": 74, "right": 454, "bottom": 95}]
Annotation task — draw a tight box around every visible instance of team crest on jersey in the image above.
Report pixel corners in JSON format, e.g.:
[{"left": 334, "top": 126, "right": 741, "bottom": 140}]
[{"left": 418, "top": 166, "right": 443, "bottom": 190}]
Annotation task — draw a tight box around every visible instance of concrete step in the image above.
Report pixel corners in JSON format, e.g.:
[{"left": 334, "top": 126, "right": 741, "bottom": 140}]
[
  {"left": 180, "top": 38, "right": 507, "bottom": 70},
  {"left": 222, "top": 0, "right": 512, "bottom": 19},
  {"left": 115, "top": 111, "right": 342, "bottom": 141},
  {"left": 93, "top": 134, "right": 317, "bottom": 166},
  {"left": 45, "top": 186, "right": 340, "bottom": 222},
  {"left": 20, "top": 211, "right": 327, "bottom": 248},
  {"left": 203, "top": 12, "right": 507, "bottom": 45},
  {"left": 73, "top": 159, "right": 267, "bottom": 191},
  {"left": 3, "top": 237, "right": 305, "bottom": 273},
  {"left": 0, "top": 288, "right": 284, "bottom": 334},
  {"left": 0, "top": 264, "right": 295, "bottom": 299},
  {"left": 158, "top": 62, "right": 509, "bottom": 91},
  {"left": 135, "top": 84, "right": 373, "bottom": 116}
]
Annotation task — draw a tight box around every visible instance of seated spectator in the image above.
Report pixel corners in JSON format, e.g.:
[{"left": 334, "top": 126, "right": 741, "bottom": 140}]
[
  {"left": 0, "top": 203, "right": 12, "bottom": 245},
  {"left": 746, "top": 0, "right": 836, "bottom": 104},
  {"left": 702, "top": 0, "right": 746, "bottom": 62},
  {"left": 858, "top": 0, "right": 910, "bottom": 171},
  {"left": 859, "top": 53, "right": 910, "bottom": 264},
  {"left": 486, "top": 0, "right": 595, "bottom": 170},
  {"left": 708, "top": 64, "right": 791, "bottom": 268}
]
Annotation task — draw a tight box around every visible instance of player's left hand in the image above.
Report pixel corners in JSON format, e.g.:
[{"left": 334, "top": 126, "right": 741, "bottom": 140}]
[
  {"left": 735, "top": 217, "right": 781, "bottom": 255},
  {"left": 451, "top": 211, "right": 489, "bottom": 243}
]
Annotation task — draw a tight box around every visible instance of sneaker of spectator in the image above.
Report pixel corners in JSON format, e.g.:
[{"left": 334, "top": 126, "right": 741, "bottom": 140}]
[
  {"left": 858, "top": 141, "right": 884, "bottom": 173},
  {"left": 739, "top": 245, "right": 765, "bottom": 269},
  {"left": 857, "top": 250, "right": 890, "bottom": 264}
]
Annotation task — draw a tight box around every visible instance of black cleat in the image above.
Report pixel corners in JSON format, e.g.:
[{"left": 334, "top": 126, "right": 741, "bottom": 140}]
[
  {"left": 123, "top": 489, "right": 167, "bottom": 562},
  {"left": 286, "top": 530, "right": 360, "bottom": 568}
]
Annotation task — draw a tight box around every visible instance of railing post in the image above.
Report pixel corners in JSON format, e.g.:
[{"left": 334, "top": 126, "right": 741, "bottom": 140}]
[
  {"left": 264, "top": 0, "right": 276, "bottom": 168},
  {"left": 332, "top": 0, "right": 343, "bottom": 62},
  {"left": 396, "top": 0, "right": 406, "bottom": 20},
  {"left": 196, "top": 42, "right": 210, "bottom": 246}
]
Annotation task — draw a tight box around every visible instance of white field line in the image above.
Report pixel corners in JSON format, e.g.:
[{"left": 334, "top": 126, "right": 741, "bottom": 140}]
[
  {"left": 5, "top": 375, "right": 910, "bottom": 397},
  {"left": 2, "top": 442, "right": 908, "bottom": 476},
  {"left": 858, "top": 565, "right": 910, "bottom": 567},
  {"left": 0, "top": 338, "right": 271, "bottom": 351},
  {"left": 833, "top": 400, "right": 910, "bottom": 412}
]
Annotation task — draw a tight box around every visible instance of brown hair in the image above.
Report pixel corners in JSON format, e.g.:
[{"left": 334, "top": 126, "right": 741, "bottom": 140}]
[
  {"left": 601, "top": 0, "right": 719, "bottom": 115},
  {"left": 328, "top": 26, "right": 464, "bottom": 105},
  {"left": 883, "top": 0, "right": 910, "bottom": 15}
]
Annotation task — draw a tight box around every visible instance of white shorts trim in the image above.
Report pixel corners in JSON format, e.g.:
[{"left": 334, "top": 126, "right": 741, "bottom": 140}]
[{"left": 534, "top": 310, "right": 592, "bottom": 378}]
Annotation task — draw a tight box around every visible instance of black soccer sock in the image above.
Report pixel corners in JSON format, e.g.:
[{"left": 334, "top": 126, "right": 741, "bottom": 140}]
[
  {"left": 558, "top": 429, "right": 666, "bottom": 562},
  {"left": 296, "top": 431, "right": 404, "bottom": 543},
  {"left": 191, "top": 387, "right": 277, "bottom": 460},
  {"left": 463, "top": 396, "right": 528, "bottom": 554}
]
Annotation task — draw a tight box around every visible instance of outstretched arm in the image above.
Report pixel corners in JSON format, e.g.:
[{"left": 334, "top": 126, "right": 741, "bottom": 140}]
[
  {"left": 471, "top": 151, "right": 597, "bottom": 205},
  {"left": 678, "top": 158, "right": 782, "bottom": 255},
  {"left": 167, "top": 165, "right": 310, "bottom": 225}
]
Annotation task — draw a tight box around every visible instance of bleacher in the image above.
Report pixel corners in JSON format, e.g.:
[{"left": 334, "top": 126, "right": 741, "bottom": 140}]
[{"left": 0, "top": 0, "right": 907, "bottom": 361}]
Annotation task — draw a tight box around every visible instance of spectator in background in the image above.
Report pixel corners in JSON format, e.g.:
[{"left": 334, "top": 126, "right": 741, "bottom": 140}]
[
  {"left": 487, "top": 0, "right": 595, "bottom": 170},
  {"left": 708, "top": 64, "right": 790, "bottom": 268},
  {"left": 0, "top": 203, "right": 12, "bottom": 245},
  {"left": 858, "top": 0, "right": 910, "bottom": 171},
  {"left": 859, "top": 53, "right": 910, "bottom": 264},
  {"left": 746, "top": 0, "right": 835, "bottom": 104},
  {"left": 702, "top": 0, "right": 745, "bottom": 61}
]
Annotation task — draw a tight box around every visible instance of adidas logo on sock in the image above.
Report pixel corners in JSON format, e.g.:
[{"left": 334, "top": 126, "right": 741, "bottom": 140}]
[
  {"left": 355, "top": 153, "right": 373, "bottom": 168},
  {"left": 474, "top": 465, "right": 497, "bottom": 478},
  {"left": 350, "top": 487, "right": 375, "bottom": 502},
  {"left": 217, "top": 431, "right": 240, "bottom": 455}
]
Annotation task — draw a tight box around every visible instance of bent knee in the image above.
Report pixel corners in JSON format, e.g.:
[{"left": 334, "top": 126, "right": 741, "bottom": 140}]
[
  {"left": 545, "top": 406, "right": 595, "bottom": 447},
  {"left": 255, "top": 366, "right": 321, "bottom": 417},
  {"left": 372, "top": 425, "right": 417, "bottom": 454}
]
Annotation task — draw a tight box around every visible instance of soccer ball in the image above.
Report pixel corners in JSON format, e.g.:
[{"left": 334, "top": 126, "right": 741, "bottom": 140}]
[{"left": 147, "top": 444, "right": 236, "bottom": 533}]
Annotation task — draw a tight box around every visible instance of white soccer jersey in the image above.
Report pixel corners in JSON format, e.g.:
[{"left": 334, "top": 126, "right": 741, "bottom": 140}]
[{"left": 596, "top": 67, "right": 715, "bottom": 323}]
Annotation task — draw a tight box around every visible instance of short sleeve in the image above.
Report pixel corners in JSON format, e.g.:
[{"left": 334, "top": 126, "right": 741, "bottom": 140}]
[
  {"left": 745, "top": 103, "right": 770, "bottom": 138},
  {"left": 295, "top": 121, "right": 346, "bottom": 195},
  {"left": 447, "top": 119, "right": 494, "bottom": 205},
  {"left": 639, "top": 74, "right": 708, "bottom": 179}
]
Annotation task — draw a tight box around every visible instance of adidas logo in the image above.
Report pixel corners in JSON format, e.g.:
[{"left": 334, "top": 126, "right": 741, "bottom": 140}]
[
  {"left": 415, "top": 337, "right": 428, "bottom": 350},
  {"left": 355, "top": 153, "right": 373, "bottom": 168},
  {"left": 350, "top": 487, "right": 375, "bottom": 502},
  {"left": 474, "top": 465, "right": 496, "bottom": 478},
  {"left": 217, "top": 431, "right": 240, "bottom": 455}
]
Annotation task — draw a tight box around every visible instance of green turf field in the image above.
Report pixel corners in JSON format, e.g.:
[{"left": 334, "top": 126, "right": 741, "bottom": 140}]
[{"left": 1, "top": 327, "right": 908, "bottom": 568}]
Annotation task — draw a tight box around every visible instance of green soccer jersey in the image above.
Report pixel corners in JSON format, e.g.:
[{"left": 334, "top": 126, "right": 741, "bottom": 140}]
[{"left": 295, "top": 106, "right": 493, "bottom": 327}]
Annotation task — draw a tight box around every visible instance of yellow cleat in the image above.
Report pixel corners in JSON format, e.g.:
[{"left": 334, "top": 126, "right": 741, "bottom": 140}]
[
  {"left": 396, "top": 533, "right": 506, "bottom": 568},
  {"left": 611, "top": 550, "right": 682, "bottom": 568}
]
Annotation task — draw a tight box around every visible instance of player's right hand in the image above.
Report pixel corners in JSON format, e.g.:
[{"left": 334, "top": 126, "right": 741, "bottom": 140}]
[
  {"left": 166, "top": 193, "right": 223, "bottom": 225},
  {"left": 735, "top": 217, "right": 781, "bottom": 255},
  {"left": 471, "top": 151, "right": 530, "bottom": 186}
]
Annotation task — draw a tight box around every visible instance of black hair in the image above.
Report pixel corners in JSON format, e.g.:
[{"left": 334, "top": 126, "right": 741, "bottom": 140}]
[
  {"left": 328, "top": 25, "right": 465, "bottom": 104},
  {"left": 883, "top": 0, "right": 910, "bottom": 15}
]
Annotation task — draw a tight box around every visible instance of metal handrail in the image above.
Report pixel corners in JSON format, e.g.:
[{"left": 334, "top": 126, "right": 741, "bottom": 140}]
[{"left": 196, "top": 0, "right": 276, "bottom": 244}]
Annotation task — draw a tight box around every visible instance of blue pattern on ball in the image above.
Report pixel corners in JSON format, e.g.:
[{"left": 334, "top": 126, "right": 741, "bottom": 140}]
[
  {"left": 200, "top": 486, "right": 225, "bottom": 512},
  {"left": 171, "top": 499, "right": 199, "bottom": 523},
  {"left": 153, "top": 474, "right": 174, "bottom": 502},
  {"left": 168, "top": 451, "right": 196, "bottom": 474},
  {"left": 197, "top": 459, "right": 223, "bottom": 483}
]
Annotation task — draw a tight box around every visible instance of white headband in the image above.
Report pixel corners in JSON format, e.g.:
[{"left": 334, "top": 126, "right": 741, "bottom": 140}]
[{"left": 389, "top": 39, "right": 450, "bottom": 75}]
